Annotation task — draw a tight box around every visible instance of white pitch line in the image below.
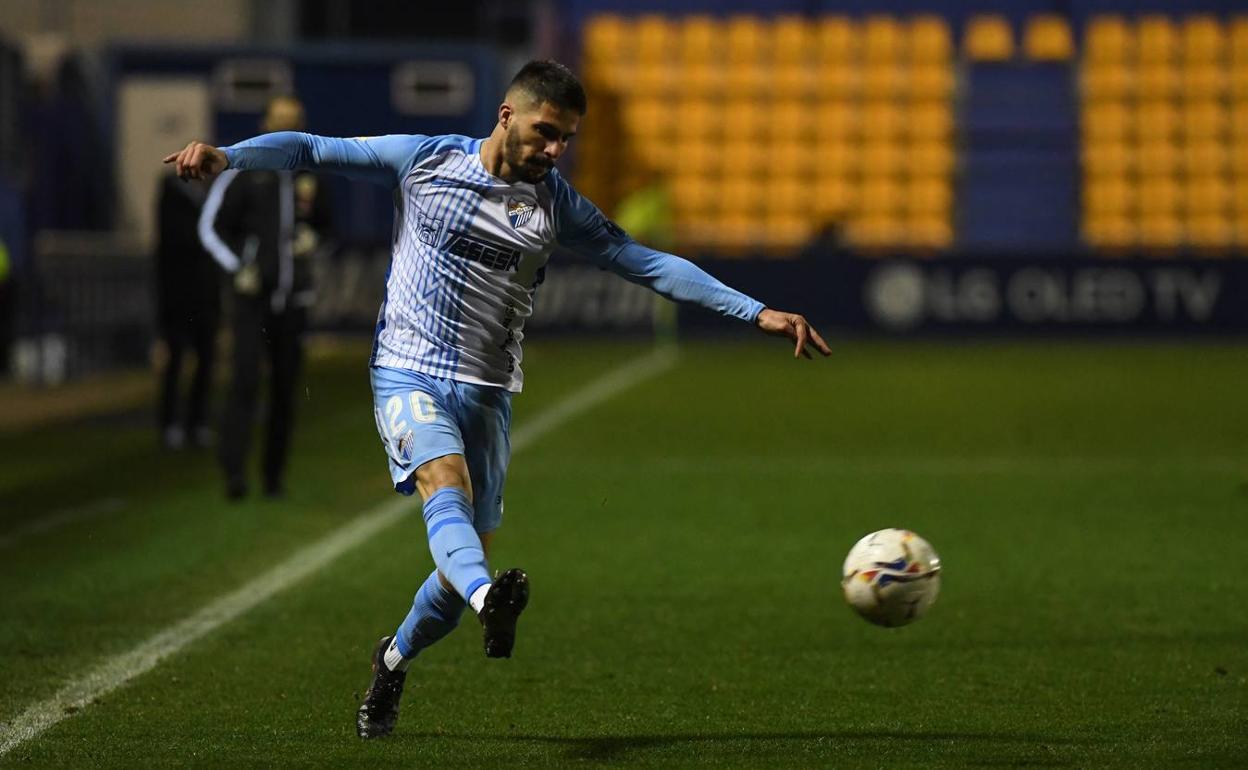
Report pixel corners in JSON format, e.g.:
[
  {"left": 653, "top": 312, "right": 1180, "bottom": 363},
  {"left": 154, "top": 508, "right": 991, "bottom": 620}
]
[
  {"left": 0, "top": 497, "right": 128, "bottom": 551},
  {"left": 0, "top": 347, "right": 678, "bottom": 757}
]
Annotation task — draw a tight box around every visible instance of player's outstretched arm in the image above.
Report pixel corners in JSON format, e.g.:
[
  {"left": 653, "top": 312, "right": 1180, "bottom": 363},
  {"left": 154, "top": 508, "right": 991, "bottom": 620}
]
[
  {"left": 163, "top": 141, "right": 227, "bottom": 181},
  {"left": 163, "top": 132, "right": 423, "bottom": 187},
  {"left": 755, "top": 308, "right": 832, "bottom": 360}
]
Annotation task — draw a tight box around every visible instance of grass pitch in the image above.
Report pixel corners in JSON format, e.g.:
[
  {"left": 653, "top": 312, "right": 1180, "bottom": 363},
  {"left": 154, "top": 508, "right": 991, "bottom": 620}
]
[{"left": 1, "top": 339, "right": 1245, "bottom": 767}]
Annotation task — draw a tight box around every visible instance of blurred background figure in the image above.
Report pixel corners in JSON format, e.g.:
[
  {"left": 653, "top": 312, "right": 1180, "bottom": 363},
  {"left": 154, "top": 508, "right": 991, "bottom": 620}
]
[
  {"left": 198, "top": 95, "right": 333, "bottom": 500},
  {"left": 154, "top": 171, "right": 220, "bottom": 450}
]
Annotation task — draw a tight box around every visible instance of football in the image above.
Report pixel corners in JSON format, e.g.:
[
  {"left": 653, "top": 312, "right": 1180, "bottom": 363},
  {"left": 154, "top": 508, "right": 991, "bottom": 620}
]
[{"left": 842, "top": 529, "right": 942, "bottom": 627}]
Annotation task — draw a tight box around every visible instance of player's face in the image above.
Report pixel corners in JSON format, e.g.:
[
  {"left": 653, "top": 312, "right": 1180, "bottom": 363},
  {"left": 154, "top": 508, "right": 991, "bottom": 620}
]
[{"left": 503, "top": 100, "right": 580, "bottom": 183}]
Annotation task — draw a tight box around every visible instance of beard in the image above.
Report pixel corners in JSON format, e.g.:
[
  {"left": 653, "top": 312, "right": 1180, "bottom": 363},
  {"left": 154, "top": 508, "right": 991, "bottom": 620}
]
[{"left": 504, "top": 128, "right": 552, "bottom": 183}]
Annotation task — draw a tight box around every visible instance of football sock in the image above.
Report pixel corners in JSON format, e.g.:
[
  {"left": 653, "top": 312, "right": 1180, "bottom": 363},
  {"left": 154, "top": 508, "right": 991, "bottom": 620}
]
[
  {"left": 390, "top": 570, "right": 467, "bottom": 669},
  {"left": 421, "top": 487, "right": 492, "bottom": 604},
  {"left": 468, "top": 583, "right": 490, "bottom": 614}
]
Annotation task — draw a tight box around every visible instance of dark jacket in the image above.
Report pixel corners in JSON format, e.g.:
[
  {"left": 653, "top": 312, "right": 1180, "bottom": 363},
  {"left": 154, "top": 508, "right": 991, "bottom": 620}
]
[{"left": 156, "top": 172, "right": 220, "bottom": 330}]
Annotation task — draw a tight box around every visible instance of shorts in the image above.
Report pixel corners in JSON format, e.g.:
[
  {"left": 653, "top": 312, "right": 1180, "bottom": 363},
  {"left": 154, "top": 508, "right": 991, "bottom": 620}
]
[{"left": 370, "top": 366, "right": 512, "bottom": 533}]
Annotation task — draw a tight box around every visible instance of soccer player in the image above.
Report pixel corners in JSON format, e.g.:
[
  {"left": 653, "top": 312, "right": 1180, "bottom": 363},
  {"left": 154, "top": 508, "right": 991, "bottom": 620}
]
[{"left": 164, "top": 60, "right": 831, "bottom": 739}]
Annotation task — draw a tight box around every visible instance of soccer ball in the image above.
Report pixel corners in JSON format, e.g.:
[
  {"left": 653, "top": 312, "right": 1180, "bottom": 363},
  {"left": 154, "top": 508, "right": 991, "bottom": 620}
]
[{"left": 841, "top": 529, "right": 942, "bottom": 627}]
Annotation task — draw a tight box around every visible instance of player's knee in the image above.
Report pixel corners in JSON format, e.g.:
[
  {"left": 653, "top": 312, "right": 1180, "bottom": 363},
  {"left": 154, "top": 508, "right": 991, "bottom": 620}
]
[{"left": 415, "top": 455, "right": 473, "bottom": 501}]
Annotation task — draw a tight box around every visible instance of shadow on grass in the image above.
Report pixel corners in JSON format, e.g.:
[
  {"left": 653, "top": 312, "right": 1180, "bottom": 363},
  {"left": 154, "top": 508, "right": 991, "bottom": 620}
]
[{"left": 397, "top": 730, "right": 1081, "bottom": 765}]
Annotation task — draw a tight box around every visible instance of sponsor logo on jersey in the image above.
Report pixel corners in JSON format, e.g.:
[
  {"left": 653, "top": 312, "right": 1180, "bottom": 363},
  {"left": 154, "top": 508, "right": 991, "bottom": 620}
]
[
  {"left": 506, "top": 197, "right": 536, "bottom": 229},
  {"left": 446, "top": 230, "right": 524, "bottom": 272}
]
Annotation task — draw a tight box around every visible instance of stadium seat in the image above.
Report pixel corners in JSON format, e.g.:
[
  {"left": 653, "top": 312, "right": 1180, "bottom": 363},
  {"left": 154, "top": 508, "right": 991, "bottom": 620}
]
[
  {"left": 965, "top": 15, "right": 1015, "bottom": 62},
  {"left": 767, "top": 142, "right": 805, "bottom": 178},
  {"left": 814, "top": 102, "right": 856, "bottom": 141},
  {"left": 815, "top": 63, "right": 858, "bottom": 100},
  {"left": 1137, "top": 216, "right": 1183, "bottom": 249},
  {"left": 817, "top": 17, "right": 856, "bottom": 62},
  {"left": 685, "top": 64, "right": 725, "bottom": 98},
  {"left": 863, "top": 16, "right": 904, "bottom": 63},
  {"left": 1182, "top": 141, "right": 1228, "bottom": 177},
  {"left": 1084, "top": 177, "right": 1132, "bottom": 215},
  {"left": 905, "top": 177, "right": 952, "bottom": 216},
  {"left": 848, "top": 215, "right": 907, "bottom": 248},
  {"left": 860, "top": 140, "right": 905, "bottom": 177},
  {"left": 1135, "top": 64, "right": 1179, "bottom": 99},
  {"left": 812, "top": 176, "right": 854, "bottom": 221},
  {"left": 770, "top": 101, "right": 814, "bottom": 141},
  {"left": 721, "top": 139, "right": 768, "bottom": 176},
  {"left": 1082, "top": 63, "right": 1131, "bottom": 101},
  {"left": 775, "top": 64, "right": 816, "bottom": 99},
  {"left": 1134, "top": 101, "right": 1178, "bottom": 142},
  {"left": 818, "top": 140, "right": 859, "bottom": 178},
  {"left": 1137, "top": 140, "right": 1180, "bottom": 177},
  {"left": 1231, "top": 139, "right": 1248, "bottom": 175},
  {"left": 1182, "top": 101, "right": 1227, "bottom": 140},
  {"left": 860, "top": 102, "right": 903, "bottom": 139},
  {"left": 1086, "top": 16, "right": 1132, "bottom": 63},
  {"left": 720, "top": 178, "right": 766, "bottom": 215},
  {"left": 908, "top": 216, "right": 955, "bottom": 248},
  {"left": 675, "top": 100, "right": 716, "bottom": 139},
  {"left": 1024, "top": 15, "right": 1074, "bottom": 62},
  {"left": 725, "top": 15, "right": 767, "bottom": 64},
  {"left": 722, "top": 100, "right": 766, "bottom": 139},
  {"left": 907, "top": 141, "right": 955, "bottom": 176},
  {"left": 671, "top": 176, "right": 715, "bottom": 217},
  {"left": 772, "top": 16, "right": 814, "bottom": 65},
  {"left": 1138, "top": 178, "right": 1179, "bottom": 217},
  {"left": 907, "top": 102, "right": 953, "bottom": 140},
  {"left": 636, "top": 15, "right": 674, "bottom": 65},
  {"left": 764, "top": 178, "right": 811, "bottom": 217},
  {"left": 679, "top": 16, "right": 721, "bottom": 64},
  {"left": 1082, "top": 140, "right": 1131, "bottom": 177},
  {"left": 724, "top": 62, "right": 767, "bottom": 96},
  {"left": 1181, "top": 64, "right": 1228, "bottom": 100},
  {"left": 1230, "top": 104, "right": 1248, "bottom": 137},
  {"left": 1185, "top": 175, "right": 1230, "bottom": 215},
  {"left": 909, "top": 16, "right": 953, "bottom": 63},
  {"left": 1084, "top": 216, "right": 1135, "bottom": 249},
  {"left": 1083, "top": 102, "right": 1130, "bottom": 142},
  {"left": 762, "top": 215, "right": 816, "bottom": 252},
  {"left": 673, "top": 139, "right": 716, "bottom": 175},
  {"left": 1137, "top": 16, "right": 1177, "bottom": 64},
  {"left": 584, "top": 15, "right": 629, "bottom": 63},
  {"left": 1231, "top": 63, "right": 1248, "bottom": 101},
  {"left": 859, "top": 178, "right": 903, "bottom": 216},
  {"left": 910, "top": 65, "right": 956, "bottom": 100},
  {"left": 634, "top": 64, "right": 675, "bottom": 96},
  {"left": 861, "top": 63, "right": 906, "bottom": 99},
  {"left": 1181, "top": 16, "right": 1225, "bottom": 63},
  {"left": 1186, "top": 214, "right": 1234, "bottom": 248}
]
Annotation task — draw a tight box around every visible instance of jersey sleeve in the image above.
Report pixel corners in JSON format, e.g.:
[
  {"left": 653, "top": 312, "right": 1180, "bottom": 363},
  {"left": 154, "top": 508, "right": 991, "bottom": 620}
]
[
  {"left": 222, "top": 132, "right": 428, "bottom": 188},
  {"left": 550, "top": 175, "right": 765, "bottom": 323}
]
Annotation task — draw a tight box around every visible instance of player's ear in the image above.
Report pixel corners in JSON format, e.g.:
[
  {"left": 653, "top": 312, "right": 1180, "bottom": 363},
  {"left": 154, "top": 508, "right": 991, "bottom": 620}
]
[{"left": 498, "top": 102, "right": 513, "bottom": 129}]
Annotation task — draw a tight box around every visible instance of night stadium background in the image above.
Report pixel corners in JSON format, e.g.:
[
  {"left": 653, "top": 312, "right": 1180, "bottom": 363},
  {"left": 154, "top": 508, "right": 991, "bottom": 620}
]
[{"left": 0, "top": 1, "right": 1245, "bottom": 766}]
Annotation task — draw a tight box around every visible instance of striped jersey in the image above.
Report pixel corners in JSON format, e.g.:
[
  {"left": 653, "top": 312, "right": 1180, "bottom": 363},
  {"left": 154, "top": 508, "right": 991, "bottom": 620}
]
[{"left": 222, "top": 132, "right": 764, "bottom": 392}]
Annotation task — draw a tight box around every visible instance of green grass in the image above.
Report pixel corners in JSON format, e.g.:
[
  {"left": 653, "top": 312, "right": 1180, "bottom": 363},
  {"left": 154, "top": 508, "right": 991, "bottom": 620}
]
[{"left": 1, "top": 339, "right": 1246, "bottom": 767}]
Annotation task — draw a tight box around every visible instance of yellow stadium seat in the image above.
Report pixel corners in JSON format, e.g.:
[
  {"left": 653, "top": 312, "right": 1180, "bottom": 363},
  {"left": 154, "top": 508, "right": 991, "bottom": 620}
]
[
  {"left": 1236, "top": 207, "right": 1248, "bottom": 245},
  {"left": 861, "top": 63, "right": 906, "bottom": 99},
  {"left": 724, "top": 62, "right": 768, "bottom": 95},
  {"left": 909, "top": 64, "right": 956, "bottom": 100},
  {"left": 907, "top": 216, "right": 955, "bottom": 248},
  {"left": 675, "top": 100, "right": 716, "bottom": 139},
  {"left": 1084, "top": 214, "right": 1136, "bottom": 249},
  {"left": 965, "top": 15, "right": 1015, "bottom": 62},
  {"left": 863, "top": 16, "right": 904, "bottom": 63},
  {"left": 817, "top": 17, "right": 856, "bottom": 62},
  {"left": 725, "top": 15, "right": 767, "bottom": 64},
  {"left": 812, "top": 176, "right": 855, "bottom": 220},
  {"left": 1082, "top": 63, "right": 1131, "bottom": 101},
  {"left": 772, "top": 16, "right": 814, "bottom": 65},
  {"left": 720, "top": 178, "right": 766, "bottom": 215},
  {"left": 1086, "top": 16, "right": 1132, "bottom": 63},
  {"left": 814, "top": 66, "right": 858, "bottom": 100},
  {"left": 1084, "top": 177, "right": 1133, "bottom": 215},
  {"left": 774, "top": 64, "right": 816, "bottom": 99},
  {"left": 860, "top": 139, "right": 905, "bottom": 176},
  {"left": 623, "top": 98, "right": 670, "bottom": 137},
  {"left": 1231, "top": 104, "right": 1248, "bottom": 137},
  {"left": 1181, "top": 64, "right": 1227, "bottom": 100},
  {"left": 1137, "top": 216, "right": 1183, "bottom": 249},
  {"left": 722, "top": 100, "right": 766, "bottom": 139},
  {"left": 1135, "top": 64, "right": 1179, "bottom": 99},
  {"left": 1139, "top": 178, "right": 1180, "bottom": 216},
  {"left": 814, "top": 102, "right": 856, "bottom": 140},
  {"left": 860, "top": 102, "right": 904, "bottom": 138},
  {"left": 907, "top": 102, "right": 954, "bottom": 140},
  {"left": 671, "top": 176, "right": 716, "bottom": 217},
  {"left": 1181, "top": 16, "right": 1225, "bottom": 63},
  {"left": 1024, "top": 15, "right": 1074, "bottom": 61},
  {"left": 1186, "top": 215, "right": 1233, "bottom": 248},
  {"left": 1182, "top": 101, "right": 1228, "bottom": 140},
  {"left": 584, "top": 15, "right": 630, "bottom": 62},
  {"left": 905, "top": 177, "right": 953, "bottom": 216},
  {"left": 818, "top": 140, "right": 859, "bottom": 179},
  {"left": 1185, "top": 175, "right": 1231, "bottom": 214},
  {"left": 770, "top": 101, "right": 815, "bottom": 141},
  {"left": 1231, "top": 64, "right": 1248, "bottom": 101},
  {"left": 848, "top": 215, "right": 907, "bottom": 248},
  {"left": 763, "top": 179, "right": 811, "bottom": 217},
  {"left": 1137, "top": 140, "right": 1180, "bottom": 177},
  {"left": 907, "top": 141, "right": 955, "bottom": 176},
  {"left": 634, "top": 64, "right": 675, "bottom": 96},
  {"left": 1137, "top": 15, "right": 1177, "bottom": 63},
  {"left": 679, "top": 16, "right": 721, "bottom": 64},
  {"left": 1134, "top": 100, "right": 1178, "bottom": 142},
  {"left": 685, "top": 64, "right": 725, "bottom": 98},
  {"left": 674, "top": 139, "right": 717, "bottom": 175},
  {"left": 910, "top": 16, "right": 953, "bottom": 63},
  {"left": 1233, "top": 18, "right": 1248, "bottom": 66},
  {"left": 723, "top": 139, "right": 769, "bottom": 176},
  {"left": 767, "top": 142, "right": 805, "bottom": 179},
  {"left": 1183, "top": 141, "right": 1228, "bottom": 176},
  {"left": 1083, "top": 102, "right": 1130, "bottom": 142},
  {"left": 859, "top": 178, "right": 903, "bottom": 215},
  {"left": 636, "top": 15, "right": 674, "bottom": 64},
  {"left": 1231, "top": 140, "right": 1248, "bottom": 175},
  {"left": 1081, "top": 140, "right": 1132, "bottom": 177},
  {"left": 762, "top": 215, "right": 816, "bottom": 252}
]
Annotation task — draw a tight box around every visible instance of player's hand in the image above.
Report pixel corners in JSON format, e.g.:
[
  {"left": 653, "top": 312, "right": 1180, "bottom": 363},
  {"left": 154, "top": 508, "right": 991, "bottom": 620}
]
[
  {"left": 755, "top": 308, "right": 832, "bottom": 360},
  {"left": 162, "top": 141, "right": 228, "bottom": 181}
]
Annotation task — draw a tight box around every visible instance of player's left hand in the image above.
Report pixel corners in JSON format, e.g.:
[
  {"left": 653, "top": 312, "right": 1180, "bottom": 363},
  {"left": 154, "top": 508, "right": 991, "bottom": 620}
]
[{"left": 756, "top": 308, "right": 832, "bottom": 359}]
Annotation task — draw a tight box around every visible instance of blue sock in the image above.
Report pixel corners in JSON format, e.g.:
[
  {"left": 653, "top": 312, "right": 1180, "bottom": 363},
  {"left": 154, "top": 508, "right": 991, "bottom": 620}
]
[
  {"left": 393, "top": 569, "right": 467, "bottom": 659},
  {"left": 421, "top": 487, "right": 491, "bottom": 604}
]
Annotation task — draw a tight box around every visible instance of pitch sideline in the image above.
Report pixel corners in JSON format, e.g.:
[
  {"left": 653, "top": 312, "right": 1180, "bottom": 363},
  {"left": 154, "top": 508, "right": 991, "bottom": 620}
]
[{"left": 0, "top": 346, "right": 678, "bottom": 757}]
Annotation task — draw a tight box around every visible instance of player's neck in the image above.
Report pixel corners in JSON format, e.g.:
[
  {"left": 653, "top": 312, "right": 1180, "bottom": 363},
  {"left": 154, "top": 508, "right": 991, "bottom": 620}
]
[{"left": 479, "top": 129, "right": 521, "bottom": 184}]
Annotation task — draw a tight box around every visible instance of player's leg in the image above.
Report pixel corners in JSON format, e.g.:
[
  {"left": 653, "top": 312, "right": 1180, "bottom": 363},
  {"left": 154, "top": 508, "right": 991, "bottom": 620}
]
[
  {"left": 261, "top": 305, "right": 304, "bottom": 497},
  {"left": 219, "top": 295, "right": 263, "bottom": 499}
]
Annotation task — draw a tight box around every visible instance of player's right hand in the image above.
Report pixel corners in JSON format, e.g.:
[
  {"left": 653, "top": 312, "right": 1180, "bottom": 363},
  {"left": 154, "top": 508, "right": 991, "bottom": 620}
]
[{"left": 162, "top": 141, "right": 228, "bottom": 181}]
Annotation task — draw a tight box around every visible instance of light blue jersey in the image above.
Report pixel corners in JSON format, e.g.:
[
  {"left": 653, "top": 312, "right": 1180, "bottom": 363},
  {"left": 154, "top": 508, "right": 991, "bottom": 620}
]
[{"left": 222, "top": 131, "right": 765, "bottom": 392}]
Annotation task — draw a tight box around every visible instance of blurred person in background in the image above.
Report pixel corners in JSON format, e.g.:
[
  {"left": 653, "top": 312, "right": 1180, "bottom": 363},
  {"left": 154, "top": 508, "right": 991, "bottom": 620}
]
[
  {"left": 154, "top": 170, "right": 220, "bottom": 450},
  {"left": 198, "top": 95, "right": 333, "bottom": 500}
]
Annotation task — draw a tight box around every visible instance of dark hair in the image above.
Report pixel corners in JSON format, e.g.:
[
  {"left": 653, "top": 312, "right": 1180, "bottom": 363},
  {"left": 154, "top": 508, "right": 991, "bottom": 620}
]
[{"left": 506, "top": 60, "right": 587, "bottom": 115}]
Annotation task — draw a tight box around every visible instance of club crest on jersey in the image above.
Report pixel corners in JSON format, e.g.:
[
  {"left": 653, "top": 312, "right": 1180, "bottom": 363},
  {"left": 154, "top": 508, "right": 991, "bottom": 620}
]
[{"left": 506, "top": 197, "right": 535, "bottom": 229}]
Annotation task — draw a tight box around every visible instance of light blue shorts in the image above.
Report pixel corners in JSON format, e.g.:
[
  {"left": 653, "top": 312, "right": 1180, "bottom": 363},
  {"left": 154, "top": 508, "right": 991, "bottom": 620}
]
[{"left": 370, "top": 366, "right": 512, "bottom": 533}]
